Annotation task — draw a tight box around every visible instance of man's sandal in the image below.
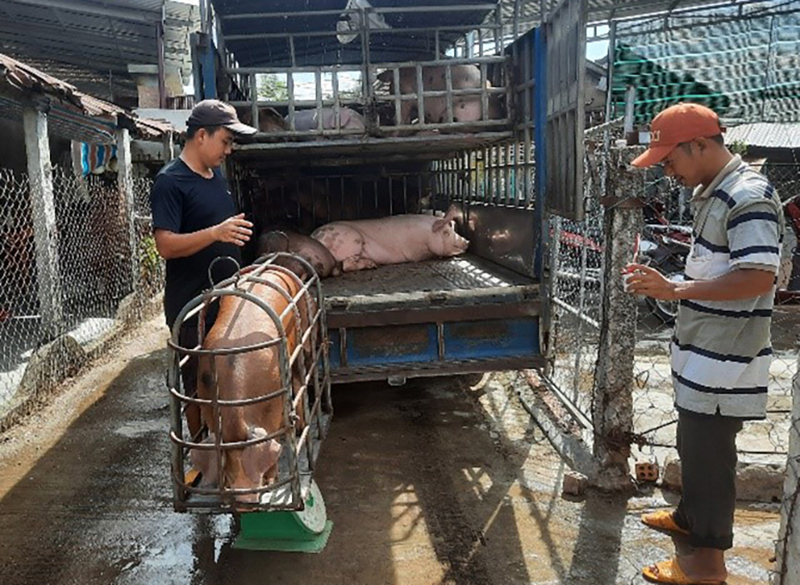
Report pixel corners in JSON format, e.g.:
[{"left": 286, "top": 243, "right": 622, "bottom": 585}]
[
  {"left": 641, "top": 510, "right": 690, "bottom": 536},
  {"left": 642, "top": 558, "right": 725, "bottom": 585}
]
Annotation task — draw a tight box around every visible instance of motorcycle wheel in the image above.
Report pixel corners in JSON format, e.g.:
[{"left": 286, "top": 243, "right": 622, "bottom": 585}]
[{"left": 645, "top": 271, "right": 686, "bottom": 325}]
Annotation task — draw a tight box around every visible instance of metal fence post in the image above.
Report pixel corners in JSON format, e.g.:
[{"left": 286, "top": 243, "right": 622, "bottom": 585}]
[
  {"left": 591, "top": 146, "right": 644, "bottom": 491},
  {"left": 116, "top": 127, "right": 138, "bottom": 294},
  {"left": 23, "top": 104, "right": 64, "bottom": 341},
  {"left": 774, "top": 344, "right": 800, "bottom": 585}
]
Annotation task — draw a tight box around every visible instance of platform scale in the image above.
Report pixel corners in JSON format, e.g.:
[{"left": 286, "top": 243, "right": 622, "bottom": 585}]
[{"left": 234, "top": 480, "right": 333, "bottom": 552}]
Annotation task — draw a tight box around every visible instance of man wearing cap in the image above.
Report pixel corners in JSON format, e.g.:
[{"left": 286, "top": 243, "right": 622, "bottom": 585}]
[
  {"left": 625, "top": 103, "right": 783, "bottom": 584},
  {"left": 150, "top": 99, "right": 257, "bottom": 437}
]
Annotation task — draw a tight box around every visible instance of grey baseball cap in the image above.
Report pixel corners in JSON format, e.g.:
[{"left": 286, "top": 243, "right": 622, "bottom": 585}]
[{"left": 186, "top": 99, "right": 257, "bottom": 135}]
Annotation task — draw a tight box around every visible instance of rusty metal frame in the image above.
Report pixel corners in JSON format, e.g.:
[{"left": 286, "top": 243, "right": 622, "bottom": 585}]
[
  {"left": 331, "top": 356, "right": 546, "bottom": 384},
  {"left": 220, "top": 4, "right": 513, "bottom": 139},
  {"left": 167, "top": 252, "right": 332, "bottom": 513}
]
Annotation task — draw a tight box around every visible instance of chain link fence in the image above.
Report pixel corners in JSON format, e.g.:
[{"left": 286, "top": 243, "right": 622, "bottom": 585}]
[
  {"left": 545, "top": 144, "right": 605, "bottom": 433},
  {"left": 545, "top": 147, "right": 798, "bottom": 472},
  {"left": 0, "top": 165, "right": 162, "bottom": 430}
]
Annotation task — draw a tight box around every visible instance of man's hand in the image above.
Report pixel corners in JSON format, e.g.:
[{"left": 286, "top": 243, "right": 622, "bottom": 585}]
[
  {"left": 622, "top": 262, "right": 775, "bottom": 302},
  {"left": 623, "top": 263, "right": 678, "bottom": 300},
  {"left": 154, "top": 213, "right": 254, "bottom": 260},
  {"left": 212, "top": 213, "right": 253, "bottom": 247}
]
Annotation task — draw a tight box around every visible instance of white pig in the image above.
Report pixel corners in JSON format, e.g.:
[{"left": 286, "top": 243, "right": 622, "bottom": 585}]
[
  {"left": 288, "top": 107, "right": 365, "bottom": 132},
  {"left": 377, "top": 64, "right": 502, "bottom": 126},
  {"left": 311, "top": 205, "right": 469, "bottom": 272}
]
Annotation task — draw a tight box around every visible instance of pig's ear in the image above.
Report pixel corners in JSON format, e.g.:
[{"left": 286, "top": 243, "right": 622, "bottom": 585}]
[
  {"left": 444, "top": 204, "right": 461, "bottom": 222},
  {"left": 264, "top": 231, "right": 290, "bottom": 253},
  {"left": 242, "top": 427, "right": 282, "bottom": 486},
  {"left": 432, "top": 205, "right": 461, "bottom": 232}
]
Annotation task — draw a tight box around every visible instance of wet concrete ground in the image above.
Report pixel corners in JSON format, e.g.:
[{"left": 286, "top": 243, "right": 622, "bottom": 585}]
[{"left": 0, "top": 316, "right": 780, "bottom": 585}]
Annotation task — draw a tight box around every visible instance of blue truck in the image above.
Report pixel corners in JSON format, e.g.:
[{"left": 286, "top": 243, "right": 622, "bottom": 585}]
[{"left": 190, "top": 0, "right": 586, "bottom": 384}]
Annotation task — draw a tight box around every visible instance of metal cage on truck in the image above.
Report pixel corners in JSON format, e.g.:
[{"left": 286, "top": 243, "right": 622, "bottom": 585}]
[{"left": 192, "top": 0, "right": 587, "bottom": 384}]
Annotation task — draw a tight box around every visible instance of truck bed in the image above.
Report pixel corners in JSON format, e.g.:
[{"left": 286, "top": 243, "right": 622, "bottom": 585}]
[
  {"left": 321, "top": 254, "right": 543, "bottom": 382},
  {"left": 322, "top": 254, "right": 539, "bottom": 323}
]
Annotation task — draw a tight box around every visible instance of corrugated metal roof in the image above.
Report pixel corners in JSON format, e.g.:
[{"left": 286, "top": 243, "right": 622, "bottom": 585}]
[
  {"left": 0, "top": 0, "right": 198, "bottom": 79},
  {"left": 726, "top": 122, "right": 800, "bottom": 149},
  {"left": 213, "top": 0, "right": 499, "bottom": 67},
  {"left": 2, "top": 53, "right": 138, "bottom": 103},
  {"left": 211, "top": 0, "right": 768, "bottom": 68},
  {"left": 502, "top": 0, "right": 770, "bottom": 28},
  {"left": 0, "top": 52, "right": 176, "bottom": 142}
]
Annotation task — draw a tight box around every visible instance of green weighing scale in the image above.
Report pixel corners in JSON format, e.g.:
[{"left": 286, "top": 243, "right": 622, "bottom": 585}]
[{"left": 234, "top": 480, "right": 333, "bottom": 552}]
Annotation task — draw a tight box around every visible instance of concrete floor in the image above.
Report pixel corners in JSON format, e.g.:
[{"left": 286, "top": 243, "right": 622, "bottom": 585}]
[{"left": 0, "top": 315, "right": 781, "bottom": 585}]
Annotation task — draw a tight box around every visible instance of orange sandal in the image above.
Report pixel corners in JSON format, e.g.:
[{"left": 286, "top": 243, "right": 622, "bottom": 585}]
[
  {"left": 641, "top": 510, "right": 690, "bottom": 536},
  {"left": 642, "top": 558, "right": 725, "bottom": 584}
]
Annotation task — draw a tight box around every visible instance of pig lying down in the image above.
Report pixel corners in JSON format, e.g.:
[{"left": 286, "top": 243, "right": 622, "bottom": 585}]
[
  {"left": 311, "top": 205, "right": 469, "bottom": 272},
  {"left": 288, "top": 107, "right": 365, "bottom": 132},
  {"left": 257, "top": 229, "right": 341, "bottom": 278}
]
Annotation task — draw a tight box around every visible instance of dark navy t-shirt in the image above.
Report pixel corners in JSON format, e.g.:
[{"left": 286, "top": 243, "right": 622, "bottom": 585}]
[{"left": 150, "top": 158, "right": 242, "bottom": 328}]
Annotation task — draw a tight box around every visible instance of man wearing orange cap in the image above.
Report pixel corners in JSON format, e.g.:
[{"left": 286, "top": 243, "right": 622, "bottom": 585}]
[{"left": 624, "top": 103, "right": 783, "bottom": 584}]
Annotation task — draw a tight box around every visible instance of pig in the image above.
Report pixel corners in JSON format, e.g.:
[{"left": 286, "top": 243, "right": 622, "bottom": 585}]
[
  {"left": 311, "top": 205, "right": 469, "bottom": 272},
  {"left": 257, "top": 229, "right": 341, "bottom": 278},
  {"left": 237, "top": 106, "right": 288, "bottom": 133},
  {"left": 288, "top": 107, "right": 366, "bottom": 132},
  {"left": 194, "top": 266, "right": 314, "bottom": 506},
  {"left": 377, "top": 64, "right": 503, "bottom": 126}
]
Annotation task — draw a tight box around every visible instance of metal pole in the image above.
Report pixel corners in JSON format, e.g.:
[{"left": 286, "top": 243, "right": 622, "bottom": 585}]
[
  {"left": 603, "top": 21, "right": 616, "bottom": 130},
  {"left": 156, "top": 6, "right": 167, "bottom": 109},
  {"left": 773, "top": 345, "right": 800, "bottom": 585},
  {"left": 623, "top": 85, "right": 636, "bottom": 138}
]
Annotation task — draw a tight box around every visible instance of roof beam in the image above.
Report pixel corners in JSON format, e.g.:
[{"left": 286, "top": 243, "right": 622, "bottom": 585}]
[{"left": 4, "top": 0, "right": 160, "bottom": 24}]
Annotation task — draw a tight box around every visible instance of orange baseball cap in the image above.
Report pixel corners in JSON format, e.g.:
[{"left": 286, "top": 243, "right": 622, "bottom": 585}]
[{"left": 631, "top": 103, "right": 724, "bottom": 168}]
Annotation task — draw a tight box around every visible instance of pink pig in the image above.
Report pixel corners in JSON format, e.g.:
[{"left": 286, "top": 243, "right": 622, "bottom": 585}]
[{"left": 311, "top": 205, "right": 469, "bottom": 272}]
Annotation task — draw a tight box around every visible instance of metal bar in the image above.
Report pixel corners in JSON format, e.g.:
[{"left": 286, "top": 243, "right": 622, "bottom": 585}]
[
  {"left": 445, "top": 64, "right": 454, "bottom": 124},
  {"left": 287, "top": 73, "right": 295, "bottom": 130},
  {"left": 315, "top": 69, "right": 324, "bottom": 132},
  {"left": 223, "top": 4, "right": 499, "bottom": 20},
  {"left": 494, "top": 3, "right": 503, "bottom": 55},
  {"left": 249, "top": 73, "right": 258, "bottom": 131},
  {"left": 332, "top": 69, "right": 341, "bottom": 131},
  {"left": 227, "top": 56, "right": 507, "bottom": 75},
  {"left": 330, "top": 357, "right": 547, "bottom": 385},
  {"left": 623, "top": 85, "right": 636, "bottom": 135},
  {"left": 288, "top": 35, "right": 297, "bottom": 69},
  {"left": 225, "top": 22, "right": 502, "bottom": 42},
  {"left": 339, "top": 328, "right": 347, "bottom": 368},
  {"left": 416, "top": 64, "right": 425, "bottom": 126},
  {"left": 362, "top": 6, "right": 372, "bottom": 127},
  {"left": 481, "top": 63, "right": 489, "bottom": 122},
  {"left": 552, "top": 297, "right": 601, "bottom": 329},
  {"left": 393, "top": 67, "right": 402, "bottom": 127}
]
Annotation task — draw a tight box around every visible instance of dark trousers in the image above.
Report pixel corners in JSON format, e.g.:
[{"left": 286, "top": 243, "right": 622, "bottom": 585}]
[{"left": 673, "top": 411, "right": 743, "bottom": 550}]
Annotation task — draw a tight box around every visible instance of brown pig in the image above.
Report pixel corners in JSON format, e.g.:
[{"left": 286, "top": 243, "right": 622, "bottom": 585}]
[{"left": 194, "top": 267, "right": 313, "bottom": 506}]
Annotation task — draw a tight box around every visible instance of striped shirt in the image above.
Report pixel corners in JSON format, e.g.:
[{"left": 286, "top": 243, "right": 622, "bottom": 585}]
[{"left": 672, "top": 155, "right": 783, "bottom": 419}]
